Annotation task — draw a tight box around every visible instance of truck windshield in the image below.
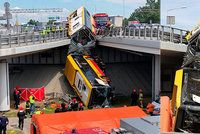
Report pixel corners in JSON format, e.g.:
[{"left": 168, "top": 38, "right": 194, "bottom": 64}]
[{"left": 94, "top": 16, "right": 108, "bottom": 22}]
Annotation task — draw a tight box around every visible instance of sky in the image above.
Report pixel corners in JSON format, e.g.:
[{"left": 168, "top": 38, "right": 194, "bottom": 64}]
[
  {"left": 0, "top": 0, "right": 146, "bottom": 24},
  {"left": 161, "top": 0, "right": 200, "bottom": 30}
]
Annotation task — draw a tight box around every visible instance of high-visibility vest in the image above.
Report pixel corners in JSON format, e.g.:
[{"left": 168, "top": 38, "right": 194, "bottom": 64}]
[
  {"left": 52, "top": 27, "right": 56, "bottom": 32},
  {"left": 29, "top": 96, "right": 35, "bottom": 104}
]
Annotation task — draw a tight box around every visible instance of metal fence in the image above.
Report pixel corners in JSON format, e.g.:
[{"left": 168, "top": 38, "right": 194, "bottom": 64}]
[
  {"left": 0, "top": 29, "right": 68, "bottom": 48},
  {"left": 99, "top": 25, "right": 188, "bottom": 44}
]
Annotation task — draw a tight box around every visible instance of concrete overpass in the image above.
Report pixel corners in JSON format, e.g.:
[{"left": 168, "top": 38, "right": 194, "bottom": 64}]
[{"left": 0, "top": 25, "right": 188, "bottom": 111}]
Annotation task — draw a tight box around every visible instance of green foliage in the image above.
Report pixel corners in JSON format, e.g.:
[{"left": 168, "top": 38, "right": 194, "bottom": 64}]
[
  {"left": 27, "top": 19, "right": 40, "bottom": 26},
  {"left": 123, "top": 18, "right": 129, "bottom": 26},
  {"left": 129, "top": 0, "right": 160, "bottom": 24},
  {"left": 47, "top": 20, "right": 56, "bottom": 25}
]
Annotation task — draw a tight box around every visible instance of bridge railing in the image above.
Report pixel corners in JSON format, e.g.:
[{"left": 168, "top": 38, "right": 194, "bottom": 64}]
[
  {"left": 99, "top": 25, "right": 188, "bottom": 44},
  {"left": 0, "top": 29, "right": 68, "bottom": 48}
]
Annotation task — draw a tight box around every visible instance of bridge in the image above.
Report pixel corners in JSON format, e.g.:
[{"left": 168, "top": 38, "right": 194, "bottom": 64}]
[{"left": 0, "top": 25, "right": 188, "bottom": 111}]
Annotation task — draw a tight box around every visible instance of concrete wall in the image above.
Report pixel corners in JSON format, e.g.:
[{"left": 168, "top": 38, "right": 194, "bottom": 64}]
[
  {"left": 94, "top": 45, "right": 153, "bottom": 97},
  {"left": 7, "top": 46, "right": 68, "bottom": 65}
]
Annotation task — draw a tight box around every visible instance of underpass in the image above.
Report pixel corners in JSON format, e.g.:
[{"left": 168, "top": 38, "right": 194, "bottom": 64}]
[{"left": 0, "top": 25, "right": 188, "bottom": 111}]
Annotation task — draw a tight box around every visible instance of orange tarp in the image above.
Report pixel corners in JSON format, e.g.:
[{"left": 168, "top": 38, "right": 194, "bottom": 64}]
[{"left": 31, "top": 106, "right": 146, "bottom": 134}]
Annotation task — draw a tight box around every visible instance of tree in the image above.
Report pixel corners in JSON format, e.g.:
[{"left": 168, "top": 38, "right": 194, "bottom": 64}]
[
  {"left": 123, "top": 18, "right": 129, "bottom": 26},
  {"left": 27, "top": 19, "right": 40, "bottom": 26},
  {"left": 128, "top": 0, "right": 160, "bottom": 24}
]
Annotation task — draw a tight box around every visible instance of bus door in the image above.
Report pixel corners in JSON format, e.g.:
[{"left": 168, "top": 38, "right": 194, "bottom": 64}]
[{"left": 74, "top": 71, "right": 90, "bottom": 105}]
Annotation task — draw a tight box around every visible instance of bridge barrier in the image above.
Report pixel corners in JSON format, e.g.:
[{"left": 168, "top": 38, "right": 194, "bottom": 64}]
[
  {"left": 0, "top": 29, "right": 68, "bottom": 48},
  {"left": 98, "top": 25, "right": 188, "bottom": 45}
]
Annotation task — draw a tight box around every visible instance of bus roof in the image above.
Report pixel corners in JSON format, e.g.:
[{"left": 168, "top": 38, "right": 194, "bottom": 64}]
[{"left": 31, "top": 106, "right": 146, "bottom": 134}]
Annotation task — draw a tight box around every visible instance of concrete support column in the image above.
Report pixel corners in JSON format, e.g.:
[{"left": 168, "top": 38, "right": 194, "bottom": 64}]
[
  {"left": 152, "top": 55, "right": 161, "bottom": 100},
  {"left": 0, "top": 59, "right": 10, "bottom": 111}
]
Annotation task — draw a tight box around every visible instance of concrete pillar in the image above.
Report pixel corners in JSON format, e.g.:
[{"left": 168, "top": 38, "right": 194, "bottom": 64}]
[
  {"left": 152, "top": 55, "right": 161, "bottom": 100},
  {"left": 0, "top": 59, "right": 10, "bottom": 111}
]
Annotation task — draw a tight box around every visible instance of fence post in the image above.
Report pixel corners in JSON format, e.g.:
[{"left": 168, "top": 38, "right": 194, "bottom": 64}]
[
  {"left": 150, "top": 26, "right": 153, "bottom": 40},
  {"left": 161, "top": 26, "right": 164, "bottom": 41},
  {"left": 17, "top": 33, "right": 20, "bottom": 46},
  {"left": 58, "top": 30, "right": 61, "bottom": 39},
  {"left": 171, "top": 28, "right": 174, "bottom": 42},
  {"left": 128, "top": 28, "right": 130, "bottom": 38},
  {"left": 180, "top": 30, "right": 183, "bottom": 44},
  {"left": 123, "top": 27, "right": 126, "bottom": 38},
  {"left": 9, "top": 34, "right": 11, "bottom": 47},
  {"left": 25, "top": 32, "right": 28, "bottom": 45},
  {"left": 62, "top": 30, "right": 64, "bottom": 39},
  {"left": 132, "top": 27, "right": 135, "bottom": 38},
  {"left": 32, "top": 33, "right": 35, "bottom": 44},
  {"left": 0, "top": 35, "right": 2, "bottom": 48},
  {"left": 138, "top": 26, "right": 141, "bottom": 39},
  {"left": 157, "top": 25, "right": 160, "bottom": 40},
  {"left": 144, "top": 26, "right": 146, "bottom": 39}
]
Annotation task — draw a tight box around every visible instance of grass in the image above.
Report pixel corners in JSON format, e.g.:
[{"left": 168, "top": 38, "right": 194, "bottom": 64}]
[{"left": 7, "top": 130, "right": 24, "bottom": 134}]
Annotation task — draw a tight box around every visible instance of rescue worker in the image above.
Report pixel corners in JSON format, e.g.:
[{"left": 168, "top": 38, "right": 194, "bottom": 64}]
[
  {"left": 78, "top": 102, "right": 84, "bottom": 111},
  {"left": 17, "top": 106, "right": 26, "bottom": 130},
  {"left": 146, "top": 102, "right": 155, "bottom": 116},
  {"left": 55, "top": 104, "right": 61, "bottom": 113},
  {"left": 59, "top": 26, "right": 63, "bottom": 32},
  {"left": 14, "top": 88, "right": 21, "bottom": 109},
  {"left": 40, "top": 29, "right": 47, "bottom": 43},
  {"left": 52, "top": 26, "right": 56, "bottom": 33},
  {"left": 130, "top": 89, "right": 138, "bottom": 106},
  {"left": 71, "top": 98, "right": 78, "bottom": 111},
  {"left": 138, "top": 89, "right": 144, "bottom": 108},
  {"left": 25, "top": 100, "right": 30, "bottom": 117},
  {"left": 60, "top": 102, "right": 68, "bottom": 112},
  {"left": 29, "top": 95, "right": 35, "bottom": 116},
  {"left": 0, "top": 113, "right": 9, "bottom": 134},
  {"left": 46, "top": 27, "right": 51, "bottom": 35}
]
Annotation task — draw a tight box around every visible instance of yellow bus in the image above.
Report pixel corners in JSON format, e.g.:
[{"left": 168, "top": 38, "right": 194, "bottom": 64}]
[
  {"left": 68, "top": 6, "right": 96, "bottom": 37},
  {"left": 64, "top": 54, "right": 111, "bottom": 108}
]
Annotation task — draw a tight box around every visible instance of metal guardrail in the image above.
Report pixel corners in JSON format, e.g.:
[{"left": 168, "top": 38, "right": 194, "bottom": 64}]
[
  {"left": 0, "top": 25, "right": 188, "bottom": 49},
  {"left": 98, "top": 25, "right": 188, "bottom": 44},
  {"left": 0, "top": 29, "right": 68, "bottom": 49}
]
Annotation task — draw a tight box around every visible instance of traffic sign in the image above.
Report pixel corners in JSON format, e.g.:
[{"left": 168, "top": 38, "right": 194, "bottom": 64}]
[{"left": 167, "top": 16, "right": 175, "bottom": 25}]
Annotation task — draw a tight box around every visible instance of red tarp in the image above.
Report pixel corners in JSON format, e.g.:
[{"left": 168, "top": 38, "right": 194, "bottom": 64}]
[
  {"left": 15, "top": 86, "right": 45, "bottom": 101},
  {"left": 31, "top": 106, "right": 147, "bottom": 134}
]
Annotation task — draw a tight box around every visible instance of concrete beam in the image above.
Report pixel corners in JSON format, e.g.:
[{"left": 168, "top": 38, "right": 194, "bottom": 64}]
[
  {"left": 0, "top": 39, "right": 70, "bottom": 59},
  {"left": 98, "top": 37, "right": 161, "bottom": 55},
  {"left": 98, "top": 37, "right": 188, "bottom": 56}
]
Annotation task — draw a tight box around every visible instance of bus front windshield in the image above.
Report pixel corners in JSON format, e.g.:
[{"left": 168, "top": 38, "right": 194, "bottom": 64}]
[{"left": 94, "top": 16, "right": 109, "bottom": 22}]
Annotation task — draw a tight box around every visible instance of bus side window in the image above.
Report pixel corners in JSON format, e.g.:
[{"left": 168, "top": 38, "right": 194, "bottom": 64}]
[
  {"left": 82, "top": 85, "right": 86, "bottom": 92},
  {"left": 78, "top": 79, "right": 82, "bottom": 91}
]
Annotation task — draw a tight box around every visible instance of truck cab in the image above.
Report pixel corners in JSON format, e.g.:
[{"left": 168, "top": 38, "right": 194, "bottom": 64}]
[{"left": 93, "top": 13, "right": 109, "bottom": 29}]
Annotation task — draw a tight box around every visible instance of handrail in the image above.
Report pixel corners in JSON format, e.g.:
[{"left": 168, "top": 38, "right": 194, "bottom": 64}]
[
  {"left": 97, "top": 25, "right": 188, "bottom": 45},
  {"left": 0, "top": 29, "right": 69, "bottom": 49},
  {"left": 0, "top": 25, "right": 188, "bottom": 49}
]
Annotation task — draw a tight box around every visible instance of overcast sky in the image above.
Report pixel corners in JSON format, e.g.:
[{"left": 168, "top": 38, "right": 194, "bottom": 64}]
[
  {"left": 161, "top": 0, "right": 200, "bottom": 30},
  {"left": 0, "top": 0, "right": 146, "bottom": 24}
]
